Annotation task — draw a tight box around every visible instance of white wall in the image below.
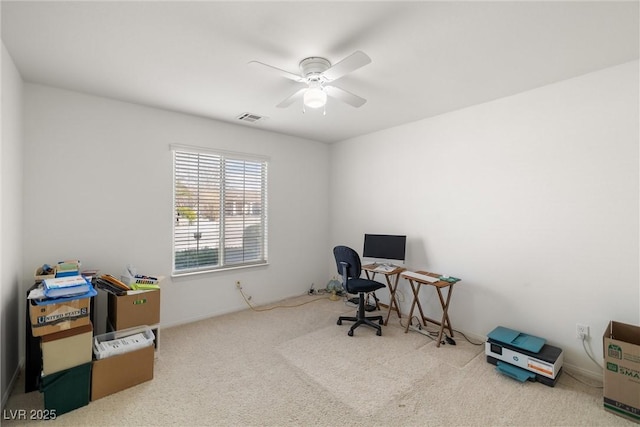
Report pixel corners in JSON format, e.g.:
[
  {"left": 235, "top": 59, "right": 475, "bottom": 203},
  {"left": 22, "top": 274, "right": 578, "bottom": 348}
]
[
  {"left": 1, "top": 42, "right": 24, "bottom": 406},
  {"left": 23, "top": 84, "right": 330, "bottom": 335},
  {"left": 330, "top": 61, "right": 639, "bottom": 376}
]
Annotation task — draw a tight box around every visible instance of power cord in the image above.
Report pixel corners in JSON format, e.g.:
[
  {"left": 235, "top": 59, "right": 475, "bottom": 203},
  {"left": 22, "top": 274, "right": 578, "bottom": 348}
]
[
  {"left": 581, "top": 336, "right": 603, "bottom": 371},
  {"left": 451, "top": 329, "right": 483, "bottom": 346},
  {"left": 399, "top": 317, "right": 483, "bottom": 346},
  {"left": 562, "top": 370, "right": 603, "bottom": 389},
  {"left": 236, "top": 282, "right": 329, "bottom": 312},
  {"left": 558, "top": 335, "right": 603, "bottom": 389}
]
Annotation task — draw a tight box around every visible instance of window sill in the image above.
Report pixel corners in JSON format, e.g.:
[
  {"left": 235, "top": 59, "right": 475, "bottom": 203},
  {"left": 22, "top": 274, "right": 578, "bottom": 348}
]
[{"left": 171, "top": 262, "right": 268, "bottom": 278}]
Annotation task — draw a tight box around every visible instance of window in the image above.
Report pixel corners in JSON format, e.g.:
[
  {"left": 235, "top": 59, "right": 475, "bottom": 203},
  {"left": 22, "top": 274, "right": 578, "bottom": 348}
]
[{"left": 172, "top": 146, "right": 268, "bottom": 274}]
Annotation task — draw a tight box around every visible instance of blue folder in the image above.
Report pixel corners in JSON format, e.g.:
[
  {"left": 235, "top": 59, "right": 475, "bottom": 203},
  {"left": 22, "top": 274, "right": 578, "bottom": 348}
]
[
  {"left": 34, "top": 286, "right": 97, "bottom": 305},
  {"left": 487, "top": 326, "right": 545, "bottom": 353}
]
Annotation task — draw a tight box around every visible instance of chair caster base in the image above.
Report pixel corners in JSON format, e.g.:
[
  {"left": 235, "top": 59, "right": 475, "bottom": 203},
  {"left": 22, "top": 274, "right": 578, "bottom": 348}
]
[{"left": 348, "top": 330, "right": 354, "bottom": 337}]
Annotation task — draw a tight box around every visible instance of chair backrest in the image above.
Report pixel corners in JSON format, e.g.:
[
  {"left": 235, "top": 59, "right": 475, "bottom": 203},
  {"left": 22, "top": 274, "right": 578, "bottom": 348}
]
[{"left": 333, "top": 246, "right": 362, "bottom": 280}]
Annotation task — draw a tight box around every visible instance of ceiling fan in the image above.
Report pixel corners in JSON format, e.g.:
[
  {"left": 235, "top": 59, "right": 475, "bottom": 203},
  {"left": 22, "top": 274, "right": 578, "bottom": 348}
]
[{"left": 249, "top": 51, "right": 371, "bottom": 113}]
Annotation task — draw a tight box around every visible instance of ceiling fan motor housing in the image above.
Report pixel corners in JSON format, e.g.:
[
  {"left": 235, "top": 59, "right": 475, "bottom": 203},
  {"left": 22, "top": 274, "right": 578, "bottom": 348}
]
[{"left": 299, "top": 57, "right": 331, "bottom": 80}]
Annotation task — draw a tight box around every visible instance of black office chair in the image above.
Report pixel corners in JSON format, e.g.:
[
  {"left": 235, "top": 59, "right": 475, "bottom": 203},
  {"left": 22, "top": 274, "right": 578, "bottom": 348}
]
[{"left": 333, "top": 245, "right": 385, "bottom": 336}]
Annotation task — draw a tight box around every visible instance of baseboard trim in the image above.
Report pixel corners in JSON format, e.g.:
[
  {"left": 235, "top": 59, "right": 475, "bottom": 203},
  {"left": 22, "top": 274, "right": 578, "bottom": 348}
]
[
  {"left": 562, "top": 362, "right": 603, "bottom": 383},
  {"left": 2, "top": 359, "right": 23, "bottom": 410}
]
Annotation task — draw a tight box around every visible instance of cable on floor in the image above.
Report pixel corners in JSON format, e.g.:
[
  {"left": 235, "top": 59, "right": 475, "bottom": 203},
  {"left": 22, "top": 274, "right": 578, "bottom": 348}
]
[
  {"left": 562, "top": 369, "right": 603, "bottom": 389},
  {"left": 451, "top": 329, "right": 484, "bottom": 346},
  {"left": 238, "top": 286, "right": 329, "bottom": 312}
]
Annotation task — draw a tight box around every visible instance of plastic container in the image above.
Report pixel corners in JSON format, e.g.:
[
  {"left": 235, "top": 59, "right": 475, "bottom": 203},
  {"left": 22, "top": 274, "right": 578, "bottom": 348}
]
[{"left": 93, "top": 325, "right": 155, "bottom": 360}]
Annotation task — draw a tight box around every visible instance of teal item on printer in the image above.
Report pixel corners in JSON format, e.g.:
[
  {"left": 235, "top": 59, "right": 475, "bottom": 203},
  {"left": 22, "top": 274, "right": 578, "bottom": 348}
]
[{"left": 487, "top": 326, "right": 545, "bottom": 353}]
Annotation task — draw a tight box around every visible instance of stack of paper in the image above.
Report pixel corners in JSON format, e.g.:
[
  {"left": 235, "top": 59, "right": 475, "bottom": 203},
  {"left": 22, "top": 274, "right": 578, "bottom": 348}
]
[{"left": 93, "top": 330, "right": 155, "bottom": 359}]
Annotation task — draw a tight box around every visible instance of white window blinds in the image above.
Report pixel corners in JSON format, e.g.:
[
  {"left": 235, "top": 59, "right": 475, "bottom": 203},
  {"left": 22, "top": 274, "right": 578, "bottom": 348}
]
[{"left": 173, "top": 148, "right": 268, "bottom": 274}]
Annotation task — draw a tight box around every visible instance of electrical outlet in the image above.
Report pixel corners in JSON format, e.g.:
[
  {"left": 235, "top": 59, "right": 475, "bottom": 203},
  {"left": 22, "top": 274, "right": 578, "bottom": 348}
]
[{"left": 576, "top": 323, "right": 589, "bottom": 340}]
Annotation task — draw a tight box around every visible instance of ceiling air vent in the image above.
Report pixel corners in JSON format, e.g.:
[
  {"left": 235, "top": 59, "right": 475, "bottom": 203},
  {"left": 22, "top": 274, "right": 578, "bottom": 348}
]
[{"left": 236, "top": 112, "right": 266, "bottom": 123}]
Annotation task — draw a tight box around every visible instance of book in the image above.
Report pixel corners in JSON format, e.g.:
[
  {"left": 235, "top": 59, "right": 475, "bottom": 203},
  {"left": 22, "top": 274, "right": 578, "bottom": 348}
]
[
  {"left": 55, "top": 261, "right": 80, "bottom": 277},
  {"left": 43, "top": 275, "right": 91, "bottom": 298}
]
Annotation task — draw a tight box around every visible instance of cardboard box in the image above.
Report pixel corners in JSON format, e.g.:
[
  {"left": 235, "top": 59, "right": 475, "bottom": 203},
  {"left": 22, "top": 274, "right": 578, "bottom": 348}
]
[
  {"left": 108, "top": 289, "right": 160, "bottom": 330},
  {"left": 41, "top": 362, "right": 91, "bottom": 416},
  {"left": 41, "top": 323, "right": 93, "bottom": 375},
  {"left": 603, "top": 320, "right": 640, "bottom": 423},
  {"left": 91, "top": 345, "right": 154, "bottom": 401},
  {"left": 29, "top": 297, "right": 91, "bottom": 337}
]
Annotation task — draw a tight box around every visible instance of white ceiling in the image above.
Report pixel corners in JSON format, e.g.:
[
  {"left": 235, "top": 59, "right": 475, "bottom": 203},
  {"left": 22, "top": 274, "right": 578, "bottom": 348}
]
[{"left": 2, "top": 1, "right": 638, "bottom": 143}]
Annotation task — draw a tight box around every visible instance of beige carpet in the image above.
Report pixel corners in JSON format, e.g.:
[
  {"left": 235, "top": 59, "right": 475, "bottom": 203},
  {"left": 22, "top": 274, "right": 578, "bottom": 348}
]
[{"left": 3, "top": 294, "right": 635, "bottom": 426}]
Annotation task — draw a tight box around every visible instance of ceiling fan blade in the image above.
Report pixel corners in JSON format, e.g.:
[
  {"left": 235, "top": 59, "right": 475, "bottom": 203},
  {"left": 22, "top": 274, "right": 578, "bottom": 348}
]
[
  {"left": 325, "top": 85, "right": 367, "bottom": 108},
  {"left": 322, "top": 51, "right": 371, "bottom": 82},
  {"left": 248, "top": 61, "right": 305, "bottom": 82},
  {"left": 276, "top": 87, "right": 306, "bottom": 108}
]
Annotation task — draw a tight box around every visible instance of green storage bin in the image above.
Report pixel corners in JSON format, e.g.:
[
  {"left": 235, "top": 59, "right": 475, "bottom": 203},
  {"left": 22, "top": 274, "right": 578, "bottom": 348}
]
[{"left": 41, "top": 362, "right": 91, "bottom": 416}]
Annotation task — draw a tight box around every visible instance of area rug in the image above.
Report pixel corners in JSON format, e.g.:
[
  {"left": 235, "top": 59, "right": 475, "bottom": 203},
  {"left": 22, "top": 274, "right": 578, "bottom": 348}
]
[
  {"left": 277, "top": 322, "right": 482, "bottom": 415},
  {"left": 419, "top": 331, "right": 485, "bottom": 368}
]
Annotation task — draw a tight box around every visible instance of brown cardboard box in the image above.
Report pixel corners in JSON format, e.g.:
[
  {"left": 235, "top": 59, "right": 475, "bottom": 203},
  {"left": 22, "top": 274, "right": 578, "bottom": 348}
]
[
  {"left": 108, "top": 289, "right": 160, "bottom": 330},
  {"left": 91, "top": 345, "right": 154, "bottom": 400},
  {"left": 41, "top": 323, "right": 93, "bottom": 375},
  {"left": 29, "top": 297, "right": 91, "bottom": 337},
  {"left": 603, "top": 320, "right": 640, "bottom": 423}
]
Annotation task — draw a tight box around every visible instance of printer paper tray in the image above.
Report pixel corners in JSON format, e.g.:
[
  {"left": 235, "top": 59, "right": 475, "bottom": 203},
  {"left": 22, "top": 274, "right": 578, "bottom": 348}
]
[{"left": 496, "top": 361, "right": 536, "bottom": 382}]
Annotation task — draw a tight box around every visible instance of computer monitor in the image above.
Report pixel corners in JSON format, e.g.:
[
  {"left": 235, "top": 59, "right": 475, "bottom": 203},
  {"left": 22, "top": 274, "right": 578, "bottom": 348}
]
[{"left": 362, "top": 234, "right": 406, "bottom": 262}]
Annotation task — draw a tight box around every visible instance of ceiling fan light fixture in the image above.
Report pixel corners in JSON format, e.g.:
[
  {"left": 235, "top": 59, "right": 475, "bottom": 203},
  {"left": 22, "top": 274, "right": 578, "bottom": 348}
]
[
  {"left": 303, "top": 86, "right": 327, "bottom": 109},
  {"left": 251, "top": 51, "right": 370, "bottom": 110}
]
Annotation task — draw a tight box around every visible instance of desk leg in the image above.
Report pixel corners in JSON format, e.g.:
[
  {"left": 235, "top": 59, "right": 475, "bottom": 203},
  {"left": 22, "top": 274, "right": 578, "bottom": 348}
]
[
  {"left": 384, "top": 273, "right": 402, "bottom": 325},
  {"left": 404, "top": 280, "right": 416, "bottom": 333},
  {"left": 434, "top": 284, "right": 455, "bottom": 347},
  {"left": 404, "top": 281, "right": 427, "bottom": 333}
]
